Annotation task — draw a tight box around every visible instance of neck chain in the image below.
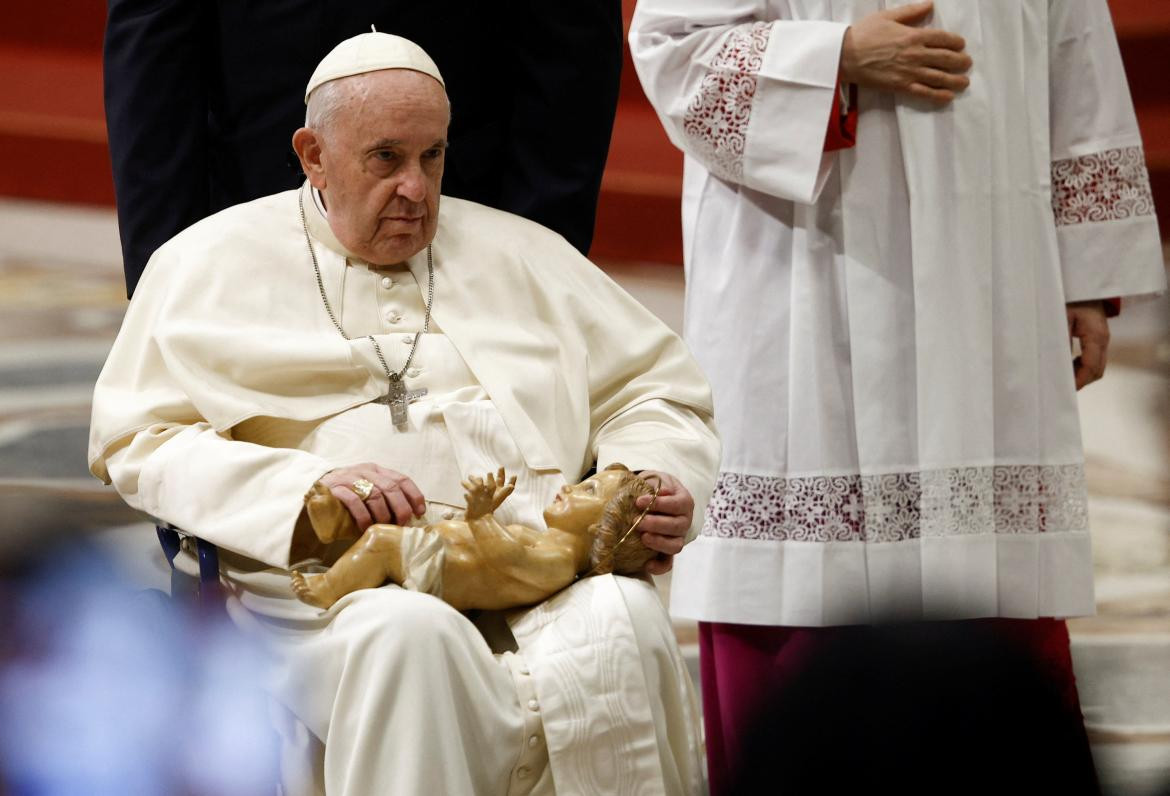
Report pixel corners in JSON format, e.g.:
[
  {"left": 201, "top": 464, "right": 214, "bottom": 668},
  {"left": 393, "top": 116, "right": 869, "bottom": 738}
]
[{"left": 299, "top": 190, "right": 435, "bottom": 424}]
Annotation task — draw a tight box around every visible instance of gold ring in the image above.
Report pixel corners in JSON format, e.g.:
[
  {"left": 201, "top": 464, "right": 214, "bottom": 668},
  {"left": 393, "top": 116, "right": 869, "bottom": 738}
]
[{"left": 348, "top": 478, "right": 376, "bottom": 501}]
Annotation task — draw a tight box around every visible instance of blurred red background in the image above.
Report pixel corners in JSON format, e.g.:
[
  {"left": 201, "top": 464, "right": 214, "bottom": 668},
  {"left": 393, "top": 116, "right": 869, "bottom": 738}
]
[{"left": 1, "top": 0, "right": 1166, "bottom": 264}]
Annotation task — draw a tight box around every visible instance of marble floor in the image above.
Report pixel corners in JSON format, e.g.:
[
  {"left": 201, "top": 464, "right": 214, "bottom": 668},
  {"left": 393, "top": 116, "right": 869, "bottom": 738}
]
[{"left": 1, "top": 197, "right": 1168, "bottom": 793}]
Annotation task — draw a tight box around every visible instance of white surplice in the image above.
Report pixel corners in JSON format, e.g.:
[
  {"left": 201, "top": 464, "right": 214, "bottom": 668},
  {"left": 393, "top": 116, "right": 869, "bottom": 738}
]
[
  {"left": 89, "top": 186, "right": 718, "bottom": 794},
  {"left": 631, "top": 0, "right": 1166, "bottom": 626}
]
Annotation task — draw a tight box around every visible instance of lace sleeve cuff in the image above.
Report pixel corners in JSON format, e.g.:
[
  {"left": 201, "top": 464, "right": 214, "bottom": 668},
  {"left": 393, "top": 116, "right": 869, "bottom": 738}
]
[
  {"left": 1051, "top": 146, "right": 1154, "bottom": 226},
  {"left": 1051, "top": 145, "right": 1166, "bottom": 302},
  {"left": 682, "top": 20, "right": 848, "bottom": 203}
]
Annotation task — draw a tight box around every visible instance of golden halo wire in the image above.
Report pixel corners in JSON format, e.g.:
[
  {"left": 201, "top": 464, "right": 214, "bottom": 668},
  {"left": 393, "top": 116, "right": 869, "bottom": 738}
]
[{"left": 582, "top": 474, "right": 661, "bottom": 578}]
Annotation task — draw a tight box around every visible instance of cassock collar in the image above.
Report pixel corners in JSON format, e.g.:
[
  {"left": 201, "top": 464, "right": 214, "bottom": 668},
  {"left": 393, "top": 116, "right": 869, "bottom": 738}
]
[{"left": 300, "top": 181, "right": 369, "bottom": 264}]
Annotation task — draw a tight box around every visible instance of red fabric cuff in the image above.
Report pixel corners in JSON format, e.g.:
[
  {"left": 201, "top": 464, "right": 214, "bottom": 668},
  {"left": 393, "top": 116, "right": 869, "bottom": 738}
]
[
  {"left": 824, "top": 84, "right": 858, "bottom": 152},
  {"left": 1103, "top": 298, "right": 1121, "bottom": 317}
]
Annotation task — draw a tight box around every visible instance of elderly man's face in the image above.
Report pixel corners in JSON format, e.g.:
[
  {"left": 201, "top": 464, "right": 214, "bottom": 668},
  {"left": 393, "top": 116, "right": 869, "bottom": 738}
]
[{"left": 297, "top": 70, "right": 449, "bottom": 265}]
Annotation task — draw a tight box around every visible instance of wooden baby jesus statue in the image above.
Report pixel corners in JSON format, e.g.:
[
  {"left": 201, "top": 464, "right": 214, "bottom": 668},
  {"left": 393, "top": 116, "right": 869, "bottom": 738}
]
[{"left": 291, "top": 464, "right": 660, "bottom": 611}]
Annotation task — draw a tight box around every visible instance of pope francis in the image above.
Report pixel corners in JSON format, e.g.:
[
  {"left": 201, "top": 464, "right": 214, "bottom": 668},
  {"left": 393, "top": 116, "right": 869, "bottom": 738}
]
[{"left": 88, "top": 33, "right": 720, "bottom": 796}]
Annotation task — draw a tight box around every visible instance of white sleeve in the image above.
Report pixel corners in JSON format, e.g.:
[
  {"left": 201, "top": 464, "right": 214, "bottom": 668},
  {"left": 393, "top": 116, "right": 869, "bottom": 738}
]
[
  {"left": 104, "top": 422, "right": 332, "bottom": 569},
  {"left": 591, "top": 398, "right": 721, "bottom": 543},
  {"left": 629, "top": 0, "right": 847, "bottom": 204},
  {"left": 1048, "top": 0, "right": 1166, "bottom": 302}
]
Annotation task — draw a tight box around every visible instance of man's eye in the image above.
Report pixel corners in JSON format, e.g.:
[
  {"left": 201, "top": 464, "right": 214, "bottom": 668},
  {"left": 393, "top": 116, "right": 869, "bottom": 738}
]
[
  {"left": 374, "top": 151, "right": 396, "bottom": 162},
  {"left": 423, "top": 148, "right": 443, "bottom": 160}
]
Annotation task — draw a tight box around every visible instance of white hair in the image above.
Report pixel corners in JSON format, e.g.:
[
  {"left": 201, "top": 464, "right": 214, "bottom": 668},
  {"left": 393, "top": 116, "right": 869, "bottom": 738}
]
[{"left": 305, "top": 79, "right": 349, "bottom": 134}]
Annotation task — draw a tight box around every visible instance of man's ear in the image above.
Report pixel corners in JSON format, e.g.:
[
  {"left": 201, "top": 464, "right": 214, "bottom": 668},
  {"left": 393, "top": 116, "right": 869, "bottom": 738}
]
[{"left": 292, "top": 127, "right": 327, "bottom": 190}]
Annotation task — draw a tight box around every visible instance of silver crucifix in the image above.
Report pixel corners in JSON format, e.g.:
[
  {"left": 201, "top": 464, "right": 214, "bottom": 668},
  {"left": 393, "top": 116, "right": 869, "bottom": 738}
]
[{"left": 374, "top": 377, "right": 428, "bottom": 425}]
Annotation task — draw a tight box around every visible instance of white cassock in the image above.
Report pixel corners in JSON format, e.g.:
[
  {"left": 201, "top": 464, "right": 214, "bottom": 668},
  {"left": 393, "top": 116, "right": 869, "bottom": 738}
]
[
  {"left": 631, "top": 0, "right": 1167, "bottom": 626},
  {"left": 88, "top": 185, "right": 720, "bottom": 795}
]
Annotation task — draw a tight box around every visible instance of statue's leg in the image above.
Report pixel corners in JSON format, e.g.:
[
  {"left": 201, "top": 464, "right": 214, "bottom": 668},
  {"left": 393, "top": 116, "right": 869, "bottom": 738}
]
[{"left": 293, "top": 525, "right": 406, "bottom": 608}]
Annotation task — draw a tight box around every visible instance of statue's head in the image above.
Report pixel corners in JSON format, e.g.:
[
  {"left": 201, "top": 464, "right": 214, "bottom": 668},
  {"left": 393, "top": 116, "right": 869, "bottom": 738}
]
[
  {"left": 544, "top": 463, "right": 659, "bottom": 577},
  {"left": 293, "top": 34, "right": 449, "bottom": 266}
]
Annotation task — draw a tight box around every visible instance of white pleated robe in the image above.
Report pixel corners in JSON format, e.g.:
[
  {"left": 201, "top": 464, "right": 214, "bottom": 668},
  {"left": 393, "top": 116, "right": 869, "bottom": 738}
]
[{"left": 631, "top": 0, "right": 1166, "bottom": 626}]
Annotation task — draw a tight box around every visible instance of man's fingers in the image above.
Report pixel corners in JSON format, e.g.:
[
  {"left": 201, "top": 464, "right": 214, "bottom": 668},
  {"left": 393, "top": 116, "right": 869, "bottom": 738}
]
[
  {"left": 1068, "top": 303, "right": 1111, "bottom": 391},
  {"left": 383, "top": 489, "right": 415, "bottom": 525},
  {"left": 638, "top": 514, "right": 690, "bottom": 538},
  {"left": 641, "top": 532, "right": 686, "bottom": 557},
  {"left": 643, "top": 554, "right": 674, "bottom": 576},
  {"left": 883, "top": 0, "right": 934, "bottom": 25},
  {"left": 637, "top": 492, "right": 691, "bottom": 518},
  {"left": 908, "top": 83, "right": 955, "bottom": 105},
  {"left": 330, "top": 485, "right": 373, "bottom": 531},
  {"left": 917, "top": 47, "right": 972, "bottom": 73},
  {"left": 364, "top": 493, "right": 393, "bottom": 525},
  {"left": 913, "top": 67, "right": 969, "bottom": 92},
  {"left": 370, "top": 474, "right": 424, "bottom": 520},
  {"left": 917, "top": 28, "right": 966, "bottom": 52},
  {"left": 1075, "top": 337, "right": 1108, "bottom": 390},
  {"left": 394, "top": 477, "right": 426, "bottom": 516}
]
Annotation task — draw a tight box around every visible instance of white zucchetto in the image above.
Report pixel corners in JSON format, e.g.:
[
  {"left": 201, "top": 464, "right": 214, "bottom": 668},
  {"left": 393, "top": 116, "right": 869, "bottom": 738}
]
[{"left": 305, "top": 32, "right": 445, "bottom": 102}]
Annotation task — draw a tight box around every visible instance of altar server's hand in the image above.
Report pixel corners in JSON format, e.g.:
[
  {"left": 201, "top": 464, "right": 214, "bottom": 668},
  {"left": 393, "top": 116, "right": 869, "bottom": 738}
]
[
  {"left": 321, "top": 463, "right": 427, "bottom": 530},
  {"left": 634, "top": 471, "right": 694, "bottom": 576},
  {"left": 841, "top": 1, "right": 972, "bottom": 106},
  {"left": 1067, "top": 300, "right": 1111, "bottom": 390}
]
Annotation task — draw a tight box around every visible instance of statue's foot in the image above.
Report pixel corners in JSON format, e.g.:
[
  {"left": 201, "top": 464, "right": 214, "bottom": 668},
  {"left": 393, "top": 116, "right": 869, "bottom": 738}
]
[{"left": 291, "top": 571, "right": 338, "bottom": 609}]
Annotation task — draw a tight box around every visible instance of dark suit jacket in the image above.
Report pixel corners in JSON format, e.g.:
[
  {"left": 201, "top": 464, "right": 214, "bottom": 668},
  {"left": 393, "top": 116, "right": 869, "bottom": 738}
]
[{"left": 104, "top": 1, "right": 623, "bottom": 296}]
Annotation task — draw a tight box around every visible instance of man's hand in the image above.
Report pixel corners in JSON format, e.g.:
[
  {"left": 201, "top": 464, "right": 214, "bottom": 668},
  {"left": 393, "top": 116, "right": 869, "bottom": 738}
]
[
  {"left": 840, "top": 1, "right": 972, "bottom": 106},
  {"left": 1067, "top": 300, "right": 1111, "bottom": 390},
  {"left": 462, "top": 467, "right": 517, "bottom": 520},
  {"left": 320, "top": 463, "right": 426, "bottom": 530},
  {"left": 634, "top": 471, "right": 695, "bottom": 576}
]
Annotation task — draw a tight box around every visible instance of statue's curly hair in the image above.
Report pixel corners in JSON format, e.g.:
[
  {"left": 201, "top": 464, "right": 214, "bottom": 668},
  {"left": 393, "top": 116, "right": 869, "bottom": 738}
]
[{"left": 587, "top": 463, "right": 659, "bottom": 576}]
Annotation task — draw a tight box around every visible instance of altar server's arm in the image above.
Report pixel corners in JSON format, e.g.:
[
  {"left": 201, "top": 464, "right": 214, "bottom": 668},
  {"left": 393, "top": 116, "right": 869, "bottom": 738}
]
[
  {"left": 629, "top": 1, "right": 970, "bottom": 203},
  {"left": 629, "top": 0, "right": 849, "bottom": 203},
  {"left": 1048, "top": 0, "right": 1166, "bottom": 304}
]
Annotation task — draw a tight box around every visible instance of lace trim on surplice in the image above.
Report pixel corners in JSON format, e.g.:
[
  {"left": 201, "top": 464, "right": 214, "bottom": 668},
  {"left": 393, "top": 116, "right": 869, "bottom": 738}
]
[
  {"left": 702, "top": 465, "right": 1088, "bottom": 543},
  {"left": 682, "top": 21, "right": 773, "bottom": 183},
  {"left": 1051, "top": 146, "right": 1155, "bottom": 225}
]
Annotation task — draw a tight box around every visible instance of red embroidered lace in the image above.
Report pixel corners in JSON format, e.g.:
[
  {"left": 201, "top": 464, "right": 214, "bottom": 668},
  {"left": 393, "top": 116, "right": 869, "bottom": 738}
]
[
  {"left": 703, "top": 465, "right": 1088, "bottom": 543},
  {"left": 1051, "top": 146, "right": 1154, "bottom": 226},
  {"left": 682, "top": 22, "right": 773, "bottom": 182}
]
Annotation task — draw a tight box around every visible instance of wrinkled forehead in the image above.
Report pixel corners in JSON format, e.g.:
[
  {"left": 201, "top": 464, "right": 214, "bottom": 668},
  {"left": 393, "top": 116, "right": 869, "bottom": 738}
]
[{"left": 329, "top": 69, "right": 448, "bottom": 108}]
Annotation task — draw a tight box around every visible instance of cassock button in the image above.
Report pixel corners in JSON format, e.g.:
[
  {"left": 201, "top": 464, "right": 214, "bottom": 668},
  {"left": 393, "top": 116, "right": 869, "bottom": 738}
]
[
  {"left": 386, "top": 313, "right": 402, "bottom": 325},
  {"left": 406, "top": 368, "right": 420, "bottom": 378},
  {"left": 517, "top": 767, "right": 530, "bottom": 779},
  {"left": 518, "top": 665, "right": 530, "bottom": 676},
  {"left": 527, "top": 698, "right": 539, "bottom": 712},
  {"left": 381, "top": 276, "right": 394, "bottom": 289},
  {"left": 401, "top": 335, "right": 414, "bottom": 345},
  {"left": 442, "top": 511, "right": 455, "bottom": 520},
  {"left": 528, "top": 735, "right": 540, "bottom": 749}
]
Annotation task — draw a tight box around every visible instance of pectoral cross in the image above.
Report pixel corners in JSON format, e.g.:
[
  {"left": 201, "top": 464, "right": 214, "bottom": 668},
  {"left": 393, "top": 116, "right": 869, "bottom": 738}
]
[{"left": 374, "top": 376, "right": 428, "bottom": 426}]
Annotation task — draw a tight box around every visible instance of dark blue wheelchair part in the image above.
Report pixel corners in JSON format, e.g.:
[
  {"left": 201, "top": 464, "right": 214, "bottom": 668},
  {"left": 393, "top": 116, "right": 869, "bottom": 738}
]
[{"left": 156, "top": 524, "right": 222, "bottom": 612}]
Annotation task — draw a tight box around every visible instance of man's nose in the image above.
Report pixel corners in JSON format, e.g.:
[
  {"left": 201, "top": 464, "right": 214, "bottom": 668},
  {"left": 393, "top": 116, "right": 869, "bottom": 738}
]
[{"left": 396, "top": 162, "right": 428, "bottom": 203}]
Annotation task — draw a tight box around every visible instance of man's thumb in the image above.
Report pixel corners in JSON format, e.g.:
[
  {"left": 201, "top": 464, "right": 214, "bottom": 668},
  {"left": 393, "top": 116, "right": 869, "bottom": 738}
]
[{"left": 884, "top": 1, "right": 934, "bottom": 25}]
